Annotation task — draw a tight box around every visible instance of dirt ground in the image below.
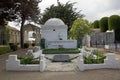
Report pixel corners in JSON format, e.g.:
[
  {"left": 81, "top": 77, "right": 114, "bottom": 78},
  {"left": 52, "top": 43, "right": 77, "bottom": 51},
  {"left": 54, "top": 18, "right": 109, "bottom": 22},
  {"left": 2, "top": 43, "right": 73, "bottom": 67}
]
[{"left": 0, "top": 48, "right": 120, "bottom": 80}]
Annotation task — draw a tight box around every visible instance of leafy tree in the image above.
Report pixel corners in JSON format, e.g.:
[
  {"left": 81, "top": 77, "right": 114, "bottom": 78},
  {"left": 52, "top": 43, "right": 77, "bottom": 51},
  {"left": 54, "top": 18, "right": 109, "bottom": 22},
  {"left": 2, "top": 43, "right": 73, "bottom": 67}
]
[
  {"left": 0, "top": 0, "right": 19, "bottom": 25},
  {"left": 99, "top": 17, "right": 108, "bottom": 32},
  {"left": 0, "top": 0, "right": 42, "bottom": 48},
  {"left": 40, "top": 1, "right": 84, "bottom": 30},
  {"left": 93, "top": 20, "right": 99, "bottom": 28},
  {"left": 17, "top": 0, "right": 41, "bottom": 48},
  {"left": 69, "top": 18, "right": 92, "bottom": 39}
]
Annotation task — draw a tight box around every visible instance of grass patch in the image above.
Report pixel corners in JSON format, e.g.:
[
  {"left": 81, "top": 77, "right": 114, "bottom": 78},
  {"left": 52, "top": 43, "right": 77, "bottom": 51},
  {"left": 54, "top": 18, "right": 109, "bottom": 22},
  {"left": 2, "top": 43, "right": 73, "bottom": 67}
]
[
  {"left": 43, "top": 49, "right": 80, "bottom": 54},
  {"left": 0, "top": 46, "right": 11, "bottom": 55}
]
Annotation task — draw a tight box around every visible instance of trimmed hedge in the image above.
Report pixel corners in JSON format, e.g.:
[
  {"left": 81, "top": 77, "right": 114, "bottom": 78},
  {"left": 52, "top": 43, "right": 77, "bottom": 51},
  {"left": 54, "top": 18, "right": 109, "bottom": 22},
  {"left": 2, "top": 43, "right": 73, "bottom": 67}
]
[
  {"left": 43, "top": 49, "right": 80, "bottom": 54},
  {"left": 93, "top": 20, "right": 99, "bottom": 28},
  {"left": 99, "top": 17, "right": 108, "bottom": 32},
  {"left": 108, "top": 15, "right": 120, "bottom": 30},
  {"left": 108, "top": 15, "right": 120, "bottom": 42},
  {"left": 115, "top": 29, "right": 120, "bottom": 42}
]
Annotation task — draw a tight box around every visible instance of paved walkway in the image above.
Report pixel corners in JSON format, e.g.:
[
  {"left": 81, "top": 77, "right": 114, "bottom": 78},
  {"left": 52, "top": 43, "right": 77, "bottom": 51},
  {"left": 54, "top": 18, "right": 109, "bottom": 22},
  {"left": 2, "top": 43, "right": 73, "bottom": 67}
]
[{"left": 0, "top": 49, "right": 120, "bottom": 80}]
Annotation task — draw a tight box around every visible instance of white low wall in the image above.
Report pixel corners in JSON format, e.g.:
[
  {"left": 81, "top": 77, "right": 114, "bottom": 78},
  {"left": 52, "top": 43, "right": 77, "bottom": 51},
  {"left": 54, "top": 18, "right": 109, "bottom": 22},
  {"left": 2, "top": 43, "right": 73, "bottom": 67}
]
[
  {"left": 6, "top": 54, "right": 46, "bottom": 72},
  {"left": 47, "top": 40, "right": 77, "bottom": 49},
  {"left": 78, "top": 53, "right": 120, "bottom": 71}
]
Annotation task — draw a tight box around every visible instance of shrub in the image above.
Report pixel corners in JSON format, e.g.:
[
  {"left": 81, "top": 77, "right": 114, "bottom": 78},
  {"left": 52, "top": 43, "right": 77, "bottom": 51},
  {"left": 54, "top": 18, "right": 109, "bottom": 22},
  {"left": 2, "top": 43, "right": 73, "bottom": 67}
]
[
  {"left": 108, "top": 15, "right": 120, "bottom": 42},
  {"left": 9, "top": 43, "right": 18, "bottom": 51},
  {"left": 0, "top": 46, "right": 10, "bottom": 55},
  {"left": 93, "top": 20, "right": 99, "bottom": 28},
  {"left": 19, "top": 55, "right": 39, "bottom": 64},
  {"left": 108, "top": 15, "right": 120, "bottom": 30},
  {"left": 11, "top": 44, "right": 18, "bottom": 51},
  {"left": 115, "top": 29, "right": 120, "bottom": 42},
  {"left": 24, "top": 43, "right": 29, "bottom": 48},
  {"left": 99, "top": 17, "right": 108, "bottom": 32}
]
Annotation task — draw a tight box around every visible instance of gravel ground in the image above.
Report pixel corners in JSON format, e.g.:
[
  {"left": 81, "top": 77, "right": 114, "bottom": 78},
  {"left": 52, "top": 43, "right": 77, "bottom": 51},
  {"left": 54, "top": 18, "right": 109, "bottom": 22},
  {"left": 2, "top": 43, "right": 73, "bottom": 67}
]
[{"left": 0, "top": 48, "right": 120, "bottom": 80}]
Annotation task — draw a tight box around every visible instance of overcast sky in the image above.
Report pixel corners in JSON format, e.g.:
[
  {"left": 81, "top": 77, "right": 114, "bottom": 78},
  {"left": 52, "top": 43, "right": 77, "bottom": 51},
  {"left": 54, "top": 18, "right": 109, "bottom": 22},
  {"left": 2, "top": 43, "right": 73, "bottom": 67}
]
[
  {"left": 9, "top": 0, "right": 120, "bottom": 30},
  {"left": 39, "top": 0, "right": 120, "bottom": 22}
]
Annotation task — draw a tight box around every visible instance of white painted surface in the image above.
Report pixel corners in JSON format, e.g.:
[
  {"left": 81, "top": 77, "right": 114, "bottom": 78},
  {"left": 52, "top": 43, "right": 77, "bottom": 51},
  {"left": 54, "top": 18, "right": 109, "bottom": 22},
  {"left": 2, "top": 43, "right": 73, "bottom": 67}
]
[
  {"left": 41, "top": 18, "right": 77, "bottom": 49},
  {"left": 6, "top": 54, "right": 46, "bottom": 72},
  {"left": 32, "top": 50, "right": 42, "bottom": 58},
  {"left": 47, "top": 40, "right": 77, "bottom": 49},
  {"left": 41, "top": 29, "right": 67, "bottom": 41},
  {"left": 78, "top": 53, "right": 120, "bottom": 71}
]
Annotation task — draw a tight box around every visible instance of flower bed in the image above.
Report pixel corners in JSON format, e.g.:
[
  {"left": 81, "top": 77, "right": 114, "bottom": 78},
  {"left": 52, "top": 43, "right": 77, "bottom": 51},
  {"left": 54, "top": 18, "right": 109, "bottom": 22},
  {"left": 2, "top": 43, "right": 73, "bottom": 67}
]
[
  {"left": 83, "top": 50, "right": 106, "bottom": 64},
  {"left": 6, "top": 55, "right": 46, "bottom": 72},
  {"left": 78, "top": 48, "right": 119, "bottom": 71},
  {"left": 18, "top": 55, "right": 39, "bottom": 64}
]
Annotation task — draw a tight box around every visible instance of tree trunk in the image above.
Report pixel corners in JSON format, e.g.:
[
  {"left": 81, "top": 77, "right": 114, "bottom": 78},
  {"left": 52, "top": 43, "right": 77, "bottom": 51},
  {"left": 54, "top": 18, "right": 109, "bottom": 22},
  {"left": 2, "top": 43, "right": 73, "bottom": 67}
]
[{"left": 20, "top": 18, "right": 25, "bottom": 48}]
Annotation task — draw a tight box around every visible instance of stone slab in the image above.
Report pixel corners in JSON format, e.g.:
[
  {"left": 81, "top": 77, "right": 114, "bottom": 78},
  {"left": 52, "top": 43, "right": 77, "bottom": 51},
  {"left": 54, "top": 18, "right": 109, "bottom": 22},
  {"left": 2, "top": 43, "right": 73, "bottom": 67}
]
[{"left": 52, "top": 55, "right": 71, "bottom": 62}]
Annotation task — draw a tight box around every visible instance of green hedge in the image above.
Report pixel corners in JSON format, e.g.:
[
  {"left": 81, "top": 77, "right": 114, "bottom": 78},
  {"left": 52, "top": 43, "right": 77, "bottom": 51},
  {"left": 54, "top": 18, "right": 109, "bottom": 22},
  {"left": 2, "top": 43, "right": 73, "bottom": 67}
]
[
  {"left": 93, "top": 20, "right": 99, "bottom": 28},
  {"left": 108, "top": 15, "right": 120, "bottom": 42},
  {"left": 99, "top": 17, "right": 108, "bottom": 32},
  {"left": 115, "top": 29, "right": 120, "bottom": 42},
  {"left": 0, "top": 46, "right": 10, "bottom": 55},
  {"left": 108, "top": 15, "right": 120, "bottom": 30}
]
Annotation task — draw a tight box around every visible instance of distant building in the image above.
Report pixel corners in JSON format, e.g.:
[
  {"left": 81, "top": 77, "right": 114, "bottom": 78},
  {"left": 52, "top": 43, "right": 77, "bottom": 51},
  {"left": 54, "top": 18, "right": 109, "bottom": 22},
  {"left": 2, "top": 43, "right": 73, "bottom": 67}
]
[{"left": 0, "top": 25, "right": 20, "bottom": 45}]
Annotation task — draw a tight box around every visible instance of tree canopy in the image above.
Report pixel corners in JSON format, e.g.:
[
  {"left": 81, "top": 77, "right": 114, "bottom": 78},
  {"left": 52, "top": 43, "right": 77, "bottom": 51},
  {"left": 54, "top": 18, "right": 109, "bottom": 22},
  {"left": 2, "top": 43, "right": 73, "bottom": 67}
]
[
  {"left": 69, "top": 18, "right": 92, "bottom": 39},
  {"left": 0, "top": 0, "right": 19, "bottom": 25},
  {"left": 40, "top": 1, "right": 84, "bottom": 30},
  {"left": 0, "top": 0, "right": 41, "bottom": 48}
]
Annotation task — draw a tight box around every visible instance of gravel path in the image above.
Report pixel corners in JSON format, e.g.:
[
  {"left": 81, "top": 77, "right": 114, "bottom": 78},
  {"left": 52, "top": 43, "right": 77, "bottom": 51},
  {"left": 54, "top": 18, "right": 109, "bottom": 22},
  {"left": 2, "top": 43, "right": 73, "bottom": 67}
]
[{"left": 0, "top": 49, "right": 120, "bottom": 80}]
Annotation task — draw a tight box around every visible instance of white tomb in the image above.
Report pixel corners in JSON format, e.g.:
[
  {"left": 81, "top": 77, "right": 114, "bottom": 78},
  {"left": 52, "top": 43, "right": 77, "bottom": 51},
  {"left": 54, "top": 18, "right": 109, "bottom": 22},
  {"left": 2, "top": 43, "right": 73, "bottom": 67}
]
[{"left": 41, "top": 18, "right": 77, "bottom": 49}]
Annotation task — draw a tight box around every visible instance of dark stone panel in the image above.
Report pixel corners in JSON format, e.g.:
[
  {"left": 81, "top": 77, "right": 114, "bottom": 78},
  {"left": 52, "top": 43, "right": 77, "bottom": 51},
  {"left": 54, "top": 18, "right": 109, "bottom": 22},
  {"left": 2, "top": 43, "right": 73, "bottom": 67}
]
[{"left": 52, "top": 55, "right": 71, "bottom": 62}]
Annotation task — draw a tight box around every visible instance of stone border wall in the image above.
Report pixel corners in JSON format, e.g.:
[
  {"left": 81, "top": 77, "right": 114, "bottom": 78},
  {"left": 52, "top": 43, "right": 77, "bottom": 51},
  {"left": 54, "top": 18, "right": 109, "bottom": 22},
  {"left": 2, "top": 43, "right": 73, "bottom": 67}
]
[
  {"left": 78, "top": 48, "right": 120, "bottom": 71},
  {"left": 6, "top": 54, "right": 46, "bottom": 72}
]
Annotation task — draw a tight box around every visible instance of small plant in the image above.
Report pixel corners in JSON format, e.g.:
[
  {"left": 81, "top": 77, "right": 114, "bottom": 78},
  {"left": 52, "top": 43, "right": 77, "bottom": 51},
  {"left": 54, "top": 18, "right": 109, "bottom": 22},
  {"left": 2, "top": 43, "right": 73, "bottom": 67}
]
[
  {"left": 18, "top": 55, "right": 39, "bottom": 64},
  {"left": 83, "top": 50, "right": 106, "bottom": 64}
]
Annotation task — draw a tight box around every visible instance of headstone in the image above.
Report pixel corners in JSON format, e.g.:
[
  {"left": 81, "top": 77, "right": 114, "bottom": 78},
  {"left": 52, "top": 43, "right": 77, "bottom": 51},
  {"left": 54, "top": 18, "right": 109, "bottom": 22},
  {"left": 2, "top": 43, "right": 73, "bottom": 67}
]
[{"left": 52, "top": 55, "right": 71, "bottom": 62}]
